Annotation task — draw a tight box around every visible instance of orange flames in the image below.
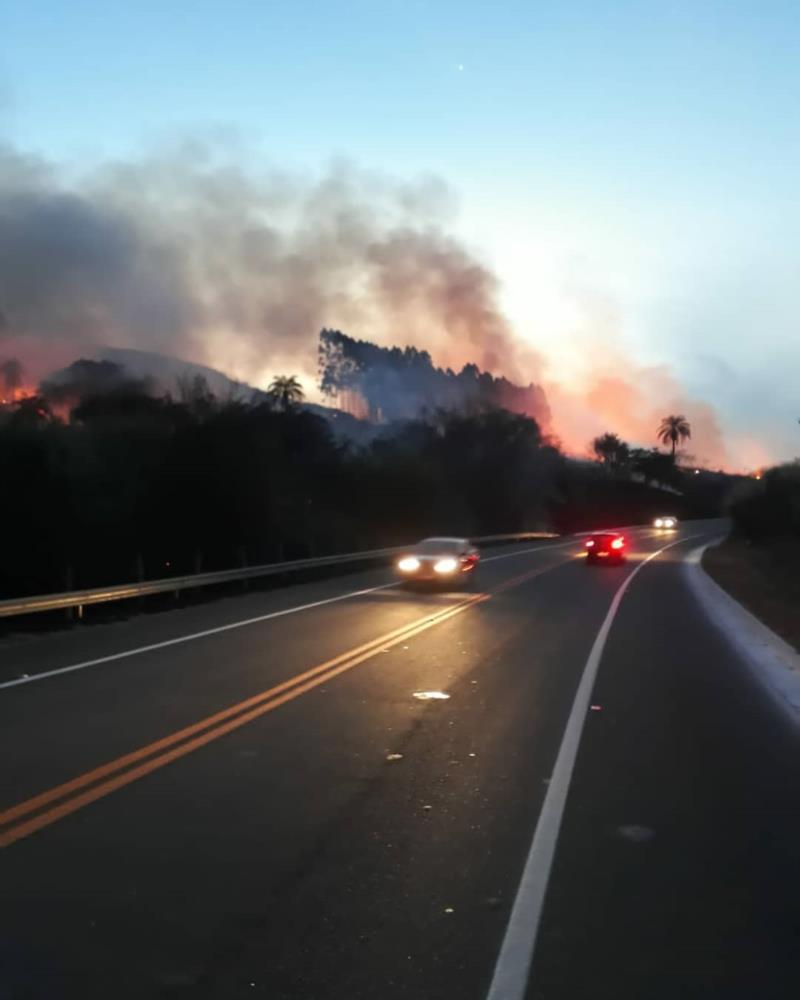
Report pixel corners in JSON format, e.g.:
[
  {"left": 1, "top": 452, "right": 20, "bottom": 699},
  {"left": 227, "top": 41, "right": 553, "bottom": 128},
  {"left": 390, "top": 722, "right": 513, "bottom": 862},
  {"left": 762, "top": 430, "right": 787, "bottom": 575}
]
[{"left": 0, "top": 384, "right": 37, "bottom": 407}]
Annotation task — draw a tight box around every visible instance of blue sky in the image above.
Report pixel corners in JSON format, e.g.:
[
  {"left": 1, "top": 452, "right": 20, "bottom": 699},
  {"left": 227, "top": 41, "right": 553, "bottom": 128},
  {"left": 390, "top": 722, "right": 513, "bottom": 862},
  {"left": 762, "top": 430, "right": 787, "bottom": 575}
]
[{"left": 2, "top": 0, "right": 798, "bottom": 465}]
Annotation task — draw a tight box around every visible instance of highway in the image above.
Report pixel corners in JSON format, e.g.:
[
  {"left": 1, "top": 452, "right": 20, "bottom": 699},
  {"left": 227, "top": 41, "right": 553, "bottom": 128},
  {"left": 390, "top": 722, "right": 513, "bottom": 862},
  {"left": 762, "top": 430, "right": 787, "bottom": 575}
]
[{"left": 1, "top": 521, "right": 798, "bottom": 999}]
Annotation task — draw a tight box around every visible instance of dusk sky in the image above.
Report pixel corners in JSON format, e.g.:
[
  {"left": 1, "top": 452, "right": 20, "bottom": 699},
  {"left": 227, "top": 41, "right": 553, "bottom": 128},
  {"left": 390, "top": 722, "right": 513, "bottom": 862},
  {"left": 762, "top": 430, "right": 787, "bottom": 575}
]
[{"left": 2, "top": 0, "right": 798, "bottom": 468}]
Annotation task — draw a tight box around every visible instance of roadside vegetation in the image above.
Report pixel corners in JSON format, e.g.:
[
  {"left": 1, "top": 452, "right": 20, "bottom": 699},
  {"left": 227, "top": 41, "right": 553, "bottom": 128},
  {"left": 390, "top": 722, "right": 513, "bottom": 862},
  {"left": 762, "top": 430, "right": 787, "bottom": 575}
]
[
  {"left": 0, "top": 365, "right": 731, "bottom": 599},
  {"left": 704, "top": 462, "right": 800, "bottom": 650}
]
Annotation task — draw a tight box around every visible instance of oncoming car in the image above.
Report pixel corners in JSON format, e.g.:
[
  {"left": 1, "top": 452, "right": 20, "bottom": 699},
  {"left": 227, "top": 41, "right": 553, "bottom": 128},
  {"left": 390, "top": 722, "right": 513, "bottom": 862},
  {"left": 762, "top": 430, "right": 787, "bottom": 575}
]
[
  {"left": 395, "top": 537, "right": 479, "bottom": 586},
  {"left": 584, "top": 532, "right": 627, "bottom": 565},
  {"left": 653, "top": 515, "right": 678, "bottom": 529}
]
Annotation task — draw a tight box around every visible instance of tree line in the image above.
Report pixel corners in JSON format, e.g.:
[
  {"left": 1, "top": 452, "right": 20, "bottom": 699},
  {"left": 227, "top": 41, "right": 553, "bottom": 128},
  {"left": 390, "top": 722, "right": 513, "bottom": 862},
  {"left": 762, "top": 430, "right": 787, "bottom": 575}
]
[
  {"left": 728, "top": 463, "right": 800, "bottom": 542},
  {"left": 0, "top": 370, "right": 725, "bottom": 599},
  {"left": 590, "top": 414, "right": 693, "bottom": 484}
]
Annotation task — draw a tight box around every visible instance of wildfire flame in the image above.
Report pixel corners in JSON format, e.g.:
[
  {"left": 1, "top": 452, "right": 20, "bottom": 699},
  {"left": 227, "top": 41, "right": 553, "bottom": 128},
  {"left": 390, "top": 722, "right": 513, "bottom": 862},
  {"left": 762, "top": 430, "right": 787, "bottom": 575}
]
[{"left": 0, "top": 385, "right": 37, "bottom": 407}]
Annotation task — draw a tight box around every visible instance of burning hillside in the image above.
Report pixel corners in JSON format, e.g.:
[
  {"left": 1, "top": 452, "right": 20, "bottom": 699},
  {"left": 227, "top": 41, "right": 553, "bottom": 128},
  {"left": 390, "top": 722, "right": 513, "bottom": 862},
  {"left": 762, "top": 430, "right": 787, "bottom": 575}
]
[
  {"left": 0, "top": 359, "right": 36, "bottom": 405},
  {"left": 0, "top": 142, "right": 764, "bottom": 467},
  {"left": 319, "top": 329, "right": 551, "bottom": 428}
]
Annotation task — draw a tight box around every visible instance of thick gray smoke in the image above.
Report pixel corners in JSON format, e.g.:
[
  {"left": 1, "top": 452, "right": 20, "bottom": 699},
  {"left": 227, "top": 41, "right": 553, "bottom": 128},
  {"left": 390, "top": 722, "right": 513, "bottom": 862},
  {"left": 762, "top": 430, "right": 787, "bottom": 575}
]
[
  {"left": 0, "top": 146, "right": 192, "bottom": 364},
  {"left": 0, "top": 142, "right": 542, "bottom": 391}
]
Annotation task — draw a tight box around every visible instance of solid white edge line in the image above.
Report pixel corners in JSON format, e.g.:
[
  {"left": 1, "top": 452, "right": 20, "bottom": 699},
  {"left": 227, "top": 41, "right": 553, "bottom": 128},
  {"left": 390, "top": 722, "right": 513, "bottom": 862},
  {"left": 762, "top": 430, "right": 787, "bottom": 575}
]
[
  {"left": 0, "top": 583, "right": 397, "bottom": 691},
  {"left": 0, "top": 538, "right": 582, "bottom": 692},
  {"left": 485, "top": 532, "right": 702, "bottom": 1000}
]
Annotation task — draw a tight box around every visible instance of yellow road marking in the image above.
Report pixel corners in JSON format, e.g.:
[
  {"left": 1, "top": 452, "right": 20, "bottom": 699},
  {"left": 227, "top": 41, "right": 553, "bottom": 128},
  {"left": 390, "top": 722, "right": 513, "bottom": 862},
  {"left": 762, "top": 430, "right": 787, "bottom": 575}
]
[{"left": 0, "top": 561, "right": 560, "bottom": 848}]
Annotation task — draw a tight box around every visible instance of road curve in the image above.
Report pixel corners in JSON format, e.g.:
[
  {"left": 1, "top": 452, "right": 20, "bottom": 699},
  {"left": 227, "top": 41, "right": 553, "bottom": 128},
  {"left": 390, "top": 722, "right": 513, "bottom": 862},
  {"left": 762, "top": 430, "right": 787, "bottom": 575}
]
[{"left": 0, "top": 522, "right": 797, "bottom": 999}]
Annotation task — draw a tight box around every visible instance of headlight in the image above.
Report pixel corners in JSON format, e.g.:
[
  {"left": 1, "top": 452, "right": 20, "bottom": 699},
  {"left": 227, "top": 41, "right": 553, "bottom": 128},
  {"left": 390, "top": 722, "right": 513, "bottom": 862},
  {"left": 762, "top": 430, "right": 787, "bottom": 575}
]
[
  {"left": 433, "top": 557, "right": 458, "bottom": 574},
  {"left": 398, "top": 556, "right": 420, "bottom": 572},
  {"left": 654, "top": 518, "right": 664, "bottom": 528},
  {"left": 665, "top": 518, "right": 675, "bottom": 528}
]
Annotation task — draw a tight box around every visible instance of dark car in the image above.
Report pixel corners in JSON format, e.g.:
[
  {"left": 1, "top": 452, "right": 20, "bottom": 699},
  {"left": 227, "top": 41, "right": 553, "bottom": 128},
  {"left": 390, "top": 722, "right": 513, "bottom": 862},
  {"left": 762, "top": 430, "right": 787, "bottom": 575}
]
[
  {"left": 395, "top": 537, "right": 480, "bottom": 587},
  {"left": 584, "top": 532, "right": 627, "bottom": 565}
]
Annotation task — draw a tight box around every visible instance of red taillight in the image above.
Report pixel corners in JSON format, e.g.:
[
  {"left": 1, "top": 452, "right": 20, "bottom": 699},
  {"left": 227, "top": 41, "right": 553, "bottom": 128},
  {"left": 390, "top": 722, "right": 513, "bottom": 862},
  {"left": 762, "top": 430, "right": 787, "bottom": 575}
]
[
  {"left": 611, "top": 537, "right": 624, "bottom": 550},
  {"left": 585, "top": 540, "right": 595, "bottom": 548}
]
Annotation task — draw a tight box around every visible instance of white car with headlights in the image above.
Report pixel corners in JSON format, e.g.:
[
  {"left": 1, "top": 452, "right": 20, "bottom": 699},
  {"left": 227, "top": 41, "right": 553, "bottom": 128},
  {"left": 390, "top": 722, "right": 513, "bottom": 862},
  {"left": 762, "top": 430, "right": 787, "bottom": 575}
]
[
  {"left": 653, "top": 515, "right": 678, "bottom": 529},
  {"left": 395, "top": 537, "right": 480, "bottom": 586}
]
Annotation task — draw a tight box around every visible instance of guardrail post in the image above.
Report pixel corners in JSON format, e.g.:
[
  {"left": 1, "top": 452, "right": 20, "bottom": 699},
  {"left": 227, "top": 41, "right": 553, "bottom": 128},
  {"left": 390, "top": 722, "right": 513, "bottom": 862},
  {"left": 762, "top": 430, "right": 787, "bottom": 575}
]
[
  {"left": 238, "top": 545, "right": 249, "bottom": 592},
  {"left": 64, "top": 565, "right": 75, "bottom": 624},
  {"left": 135, "top": 553, "right": 145, "bottom": 611}
]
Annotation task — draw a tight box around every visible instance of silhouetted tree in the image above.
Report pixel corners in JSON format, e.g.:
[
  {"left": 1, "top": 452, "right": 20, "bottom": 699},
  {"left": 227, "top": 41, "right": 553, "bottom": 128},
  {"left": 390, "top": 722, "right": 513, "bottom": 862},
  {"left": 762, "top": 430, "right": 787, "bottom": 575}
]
[
  {"left": 268, "top": 375, "right": 305, "bottom": 411},
  {"left": 657, "top": 414, "right": 691, "bottom": 455},
  {"left": 592, "top": 432, "right": 629, "bottom": 472}
]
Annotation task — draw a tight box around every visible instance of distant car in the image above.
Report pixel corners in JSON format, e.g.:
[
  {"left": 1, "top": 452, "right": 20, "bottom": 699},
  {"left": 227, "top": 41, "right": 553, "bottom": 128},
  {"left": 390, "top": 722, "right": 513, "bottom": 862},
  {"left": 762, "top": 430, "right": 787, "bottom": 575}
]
[
  {"left": 584, "top": 532, "right": 626, "bottom": 565},
  {"left": 653, "top": 516, "right": 678, "bottom": 529},
  {"left": 395, "top": 537, "right": 479, "bottom": 586}
]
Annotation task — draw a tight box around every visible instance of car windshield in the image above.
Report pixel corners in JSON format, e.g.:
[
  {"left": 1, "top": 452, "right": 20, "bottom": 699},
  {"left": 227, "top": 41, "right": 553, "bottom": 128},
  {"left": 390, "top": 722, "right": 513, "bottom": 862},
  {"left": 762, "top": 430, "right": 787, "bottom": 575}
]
[{"left": 415, "top": 538, "right": 464, "bottom": 554}]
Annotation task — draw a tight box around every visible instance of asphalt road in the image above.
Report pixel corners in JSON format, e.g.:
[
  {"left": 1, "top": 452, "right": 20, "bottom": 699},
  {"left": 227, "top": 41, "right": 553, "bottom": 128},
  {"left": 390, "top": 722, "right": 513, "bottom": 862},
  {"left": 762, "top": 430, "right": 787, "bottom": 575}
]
[{"left": 0, "top": 523, "right": 797, "bottom": 999}]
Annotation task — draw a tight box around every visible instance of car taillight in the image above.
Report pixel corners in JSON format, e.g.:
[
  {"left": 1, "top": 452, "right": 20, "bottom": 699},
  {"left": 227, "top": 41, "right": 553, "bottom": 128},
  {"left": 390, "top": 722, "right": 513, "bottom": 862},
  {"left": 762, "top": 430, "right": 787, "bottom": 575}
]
[
  {"left": 585, "top": 540, "right": 595, "bottom": 548},
  {"left": 611, "top": 538, "right": 624, "bottom": 550}
]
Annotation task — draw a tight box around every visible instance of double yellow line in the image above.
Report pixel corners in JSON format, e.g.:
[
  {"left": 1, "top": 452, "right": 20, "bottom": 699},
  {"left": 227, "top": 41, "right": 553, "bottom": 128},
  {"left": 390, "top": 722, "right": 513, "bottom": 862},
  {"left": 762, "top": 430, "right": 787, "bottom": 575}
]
[{"left": 0, "top": 562, "right": 557, "bottom": 848}]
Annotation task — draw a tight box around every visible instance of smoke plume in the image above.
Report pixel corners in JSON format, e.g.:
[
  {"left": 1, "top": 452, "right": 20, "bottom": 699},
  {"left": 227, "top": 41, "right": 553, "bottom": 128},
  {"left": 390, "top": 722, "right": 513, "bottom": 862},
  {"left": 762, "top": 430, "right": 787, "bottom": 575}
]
[
  {"left": 0, "top": 140, "right": 742, "bottom": 466},
  {"left": 0, "top": 142, "right": 539, "bottom": 392}
]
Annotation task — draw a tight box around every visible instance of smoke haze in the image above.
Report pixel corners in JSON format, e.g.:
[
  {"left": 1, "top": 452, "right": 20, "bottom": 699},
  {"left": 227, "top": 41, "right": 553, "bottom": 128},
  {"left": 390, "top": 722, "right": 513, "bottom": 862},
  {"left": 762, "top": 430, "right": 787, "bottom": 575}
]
[
  {"left": 0, "top": 141, "right": 745, "bottom": 467},
  {"left": 0, "top": 143, "right": 537, "bottom": 383}
]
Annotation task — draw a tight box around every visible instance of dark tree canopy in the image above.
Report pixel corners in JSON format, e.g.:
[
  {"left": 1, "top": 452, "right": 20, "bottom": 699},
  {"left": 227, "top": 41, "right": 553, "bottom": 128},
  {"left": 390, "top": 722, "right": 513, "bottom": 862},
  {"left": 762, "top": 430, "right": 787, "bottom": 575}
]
[{"left": 318, "top": 328, "right": 551, "bottom": 428}]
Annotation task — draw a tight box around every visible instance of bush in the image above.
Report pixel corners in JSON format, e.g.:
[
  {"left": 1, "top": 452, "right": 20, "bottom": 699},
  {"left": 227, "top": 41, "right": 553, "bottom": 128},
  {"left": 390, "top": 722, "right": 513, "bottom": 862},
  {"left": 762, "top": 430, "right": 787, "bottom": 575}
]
[{"left": 727, "top": 463, "right": 800, "bottom": 541}]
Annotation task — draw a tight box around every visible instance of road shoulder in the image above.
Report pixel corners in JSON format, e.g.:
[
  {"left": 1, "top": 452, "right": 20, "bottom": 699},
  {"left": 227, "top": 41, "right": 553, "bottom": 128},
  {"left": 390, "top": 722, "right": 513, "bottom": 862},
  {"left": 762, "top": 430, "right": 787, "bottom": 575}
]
[
  {"left": 530, "top": 536, "right": 800, "bottom": 1000},
  {"left": 686, "top": 541, "right": 800, "bottom": 725}
]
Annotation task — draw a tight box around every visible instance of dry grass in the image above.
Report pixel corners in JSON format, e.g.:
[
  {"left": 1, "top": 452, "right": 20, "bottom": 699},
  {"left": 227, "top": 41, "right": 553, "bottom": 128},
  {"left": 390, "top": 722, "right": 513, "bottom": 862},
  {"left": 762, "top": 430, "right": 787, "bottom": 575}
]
[{"left": 703, "top": 537, "right": 800, "bottom": 653}]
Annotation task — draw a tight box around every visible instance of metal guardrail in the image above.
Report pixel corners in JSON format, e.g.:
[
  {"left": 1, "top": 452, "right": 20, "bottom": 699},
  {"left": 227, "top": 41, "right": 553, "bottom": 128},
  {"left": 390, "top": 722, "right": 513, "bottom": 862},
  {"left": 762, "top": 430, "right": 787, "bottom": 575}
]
[{"left": 0, "top": 532, "right": 558, "bottom": 619}]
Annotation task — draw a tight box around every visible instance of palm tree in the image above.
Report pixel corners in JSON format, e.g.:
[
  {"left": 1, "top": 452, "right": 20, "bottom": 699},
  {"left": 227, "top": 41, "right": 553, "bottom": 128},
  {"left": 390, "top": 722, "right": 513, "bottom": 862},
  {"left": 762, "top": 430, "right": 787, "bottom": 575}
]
[
  {"left": 657, "top": 414, "right": 691, "bottom": 455},
  {"left": 268, "top": 375, "right": 304, "bottom": 411}
]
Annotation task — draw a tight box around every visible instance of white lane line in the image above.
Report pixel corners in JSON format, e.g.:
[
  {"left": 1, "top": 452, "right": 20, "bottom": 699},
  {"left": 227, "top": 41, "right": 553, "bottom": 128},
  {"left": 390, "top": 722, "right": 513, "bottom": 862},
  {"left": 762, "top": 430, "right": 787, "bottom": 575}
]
[
  {"left": 485, "top": 533, "right": 701, "bottom": 1000},
  {"left": 0, "top": 539, "right": 576, "bottom": 692},
  {"left": 0, "top": 582, "right": 398, "bottom": 691}
]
